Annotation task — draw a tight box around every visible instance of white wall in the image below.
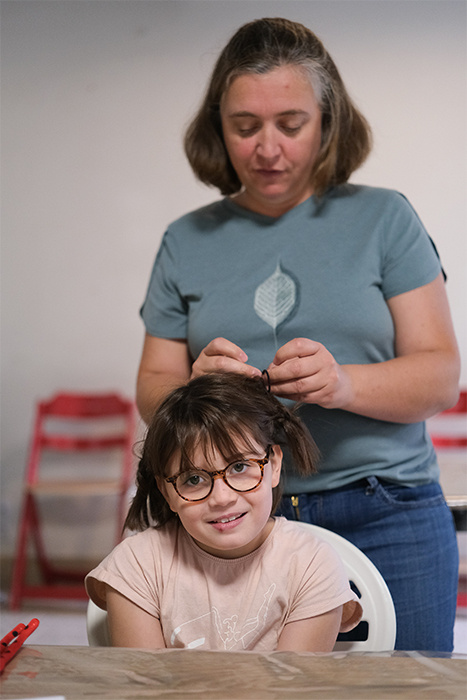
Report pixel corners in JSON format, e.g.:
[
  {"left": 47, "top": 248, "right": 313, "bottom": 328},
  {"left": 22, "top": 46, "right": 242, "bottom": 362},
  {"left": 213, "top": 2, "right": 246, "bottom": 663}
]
[{"left": 1, "top": 0, "right": 466, "bottom": 559}]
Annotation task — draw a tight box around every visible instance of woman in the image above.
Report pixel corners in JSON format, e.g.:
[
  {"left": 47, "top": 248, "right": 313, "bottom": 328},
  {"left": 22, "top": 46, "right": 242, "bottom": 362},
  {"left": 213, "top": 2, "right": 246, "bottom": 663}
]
[{"left": 136, "top": 18, "right": 460, "bottom": 651}]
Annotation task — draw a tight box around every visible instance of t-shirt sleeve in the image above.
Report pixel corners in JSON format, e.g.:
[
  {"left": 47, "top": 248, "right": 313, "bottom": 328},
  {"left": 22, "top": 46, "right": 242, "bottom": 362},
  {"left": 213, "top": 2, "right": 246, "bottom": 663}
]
[
  {"left": 288, "top": 538, "right": 362, "bottom": 633},
  {"left": 140, "top": 230, "right": 188, "bottom": 339},
  {"left": 85, "top": 533, "right": 160, "bottom": 619},
  {"left": 380, "top": 192, "right": 442, "bottom": 300}
]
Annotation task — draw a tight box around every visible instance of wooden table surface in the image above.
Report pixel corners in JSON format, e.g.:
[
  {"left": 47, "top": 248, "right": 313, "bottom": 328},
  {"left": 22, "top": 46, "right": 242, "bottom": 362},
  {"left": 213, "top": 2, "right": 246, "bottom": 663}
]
[{"left": 1, "top": 645, "right": 466, "bottom": 700}]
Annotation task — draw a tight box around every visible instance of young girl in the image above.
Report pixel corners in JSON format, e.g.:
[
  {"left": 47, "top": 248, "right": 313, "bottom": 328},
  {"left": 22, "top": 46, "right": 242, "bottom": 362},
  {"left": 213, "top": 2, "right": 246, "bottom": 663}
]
[{"left": 86, "top": 373, "right": 361, "bottom": 652}]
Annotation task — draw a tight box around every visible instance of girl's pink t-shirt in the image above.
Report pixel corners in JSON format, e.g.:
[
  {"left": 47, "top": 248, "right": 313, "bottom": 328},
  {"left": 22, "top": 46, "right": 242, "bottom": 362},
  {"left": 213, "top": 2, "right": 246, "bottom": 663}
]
[{"left": 86, "top": 516, "right": 362, "bottom": 651}]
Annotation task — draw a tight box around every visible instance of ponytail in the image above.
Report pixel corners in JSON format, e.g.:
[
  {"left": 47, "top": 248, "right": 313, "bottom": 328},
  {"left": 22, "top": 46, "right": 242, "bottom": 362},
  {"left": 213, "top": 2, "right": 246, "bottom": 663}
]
[
  {"left": 274, "top": 401, "right": 319, "bottom": 476},
  {"left": 124, "top": 447, "right": 172, "bottom": 533}
]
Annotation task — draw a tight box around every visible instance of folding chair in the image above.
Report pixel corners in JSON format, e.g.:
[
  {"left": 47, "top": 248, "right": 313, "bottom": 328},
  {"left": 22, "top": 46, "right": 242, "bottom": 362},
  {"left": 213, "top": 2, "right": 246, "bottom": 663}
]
[
  {"left": 429, "top": 390, "right": 467, "bottom": 450},
  {"left": 9, "top": 392, "right": 136, "bottom": 610},
  {"left": 295, "top": 523, "right": 396, "bottom": 651},
  {"left": 428, "top": 389, "right": 467, "bottom": 610}
]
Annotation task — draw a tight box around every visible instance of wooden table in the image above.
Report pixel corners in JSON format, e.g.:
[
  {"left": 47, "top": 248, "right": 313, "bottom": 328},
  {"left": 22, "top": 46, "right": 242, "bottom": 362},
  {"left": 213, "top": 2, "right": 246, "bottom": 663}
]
[{"left": 0, "top": 645, "right": 466, "bottom": 699}]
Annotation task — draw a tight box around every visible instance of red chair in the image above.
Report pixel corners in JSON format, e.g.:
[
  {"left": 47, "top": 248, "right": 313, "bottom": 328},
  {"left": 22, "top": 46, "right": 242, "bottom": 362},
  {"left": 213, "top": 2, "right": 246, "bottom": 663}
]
[
  {"left": 9, "top": 392, "right": 136, "bottom": 610},
  {"left": 430, "top": 390, "right": 467, "bottom": 449},
  {"left": 428, "top": 390, "right": 467, "bottom": 610}
]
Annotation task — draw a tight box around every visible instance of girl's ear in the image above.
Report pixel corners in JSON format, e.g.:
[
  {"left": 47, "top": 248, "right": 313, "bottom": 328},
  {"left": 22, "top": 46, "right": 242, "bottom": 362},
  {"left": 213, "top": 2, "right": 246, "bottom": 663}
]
[{"left": 270, "top": 445, "right": 283, "bottom": 488}]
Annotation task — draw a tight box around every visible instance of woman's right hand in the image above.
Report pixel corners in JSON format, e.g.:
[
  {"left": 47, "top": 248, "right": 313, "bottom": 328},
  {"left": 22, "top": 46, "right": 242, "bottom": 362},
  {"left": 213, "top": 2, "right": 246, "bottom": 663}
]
[
  {"left": 191, "top": 337, "right": 262, "bottom": 379},
  {"left": 136, "top": 334, "right": 261, "bottom": 424}
]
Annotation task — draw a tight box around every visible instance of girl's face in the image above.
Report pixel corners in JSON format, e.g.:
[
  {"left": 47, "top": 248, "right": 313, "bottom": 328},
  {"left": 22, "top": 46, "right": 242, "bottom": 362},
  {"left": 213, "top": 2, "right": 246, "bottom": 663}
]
[
  {"left": 220, "top": 65, "right": 322, "bottom": 218},
  {"left": 159, "top": 437, "right": 282, "bottom": 559}
]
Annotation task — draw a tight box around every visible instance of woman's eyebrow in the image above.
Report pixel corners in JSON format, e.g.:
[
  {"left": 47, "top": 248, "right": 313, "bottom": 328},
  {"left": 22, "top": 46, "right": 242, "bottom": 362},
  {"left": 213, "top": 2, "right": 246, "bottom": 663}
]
[
  {"left": 227, "top": 110, "right": 257, "bottom": 119},
  {"left": 228, "top": 109, "right": 309, "bottom": 118}
]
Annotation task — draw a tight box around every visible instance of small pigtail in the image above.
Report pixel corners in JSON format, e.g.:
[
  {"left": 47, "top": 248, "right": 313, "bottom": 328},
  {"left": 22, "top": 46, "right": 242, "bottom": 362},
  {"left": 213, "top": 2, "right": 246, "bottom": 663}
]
[
  {"left": 123, "top": 454, "right": 154, "bottom": 532},
  {"left": 275, "top": 402, "right": 320, "bottom": 476}
]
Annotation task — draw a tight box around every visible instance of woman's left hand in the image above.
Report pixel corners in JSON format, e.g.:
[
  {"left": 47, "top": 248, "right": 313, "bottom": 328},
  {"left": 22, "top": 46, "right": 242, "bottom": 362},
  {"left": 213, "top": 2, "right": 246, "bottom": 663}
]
[
  {"left": 267, "top": 338, "right": 353, "bottom": 408},
  {"left": 267, "top": 274, "right": 460, "bottom": 423}
]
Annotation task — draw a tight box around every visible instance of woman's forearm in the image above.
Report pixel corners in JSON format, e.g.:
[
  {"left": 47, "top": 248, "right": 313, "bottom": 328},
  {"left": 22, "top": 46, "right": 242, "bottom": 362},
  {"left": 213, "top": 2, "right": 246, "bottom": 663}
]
[
  {"left": 136, "top": 335, "right": 192, "bottom": 424},
  {"left": 342, "top": 349, "right": 460, "bottom": 423},
  {"left": 136, "top": 370, "right": 187, "bottom": 424}
]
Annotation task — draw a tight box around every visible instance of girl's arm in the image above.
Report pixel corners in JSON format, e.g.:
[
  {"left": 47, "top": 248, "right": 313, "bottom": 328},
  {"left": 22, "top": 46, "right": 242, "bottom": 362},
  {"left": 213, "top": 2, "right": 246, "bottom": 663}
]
[
  {"left": 106, "top": 585, "right": 166, "bottom": 649},
  {"left": 276, "top": 606, "right": 343, "bottom": 652},
  {"left": 268, "top": 273, "right": 460, "bottom": 423}
]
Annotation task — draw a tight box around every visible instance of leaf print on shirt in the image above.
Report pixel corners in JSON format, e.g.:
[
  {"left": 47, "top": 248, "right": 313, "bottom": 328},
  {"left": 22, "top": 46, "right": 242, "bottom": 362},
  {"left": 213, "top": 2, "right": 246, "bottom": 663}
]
[{"left": 254, "top": 263, "right": 299, "bottom": 345}]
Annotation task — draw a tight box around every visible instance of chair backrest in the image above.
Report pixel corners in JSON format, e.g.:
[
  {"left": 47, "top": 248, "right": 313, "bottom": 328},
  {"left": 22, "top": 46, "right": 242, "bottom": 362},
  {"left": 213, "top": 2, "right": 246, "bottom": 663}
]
[
  {"left": 87, "top": 523, "right": 396, "bottom": 651},
  {"left": 87, "top": 598, "right": 111, "bottom": 646},
  {"left": 295, "top": 522, "right": 396, "bottom": 652},
  {"left": 41, "top": 392, "right": 133, "bottom": 418},
  {"left": 427, "top": 390, "right": 467, "bottom": 513},
  {"left": 428, "top": 390, "right": 467, "bottom": 448},
  {"left": 26, "top": 392, "right": 135, "bottom": 487}
]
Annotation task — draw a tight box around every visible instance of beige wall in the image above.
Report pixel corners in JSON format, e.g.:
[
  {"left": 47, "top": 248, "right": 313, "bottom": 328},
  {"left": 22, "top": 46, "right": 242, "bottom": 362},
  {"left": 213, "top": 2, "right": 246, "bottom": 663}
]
[{"left": 1, "top": 0, "right": 466, "bottom": 560}]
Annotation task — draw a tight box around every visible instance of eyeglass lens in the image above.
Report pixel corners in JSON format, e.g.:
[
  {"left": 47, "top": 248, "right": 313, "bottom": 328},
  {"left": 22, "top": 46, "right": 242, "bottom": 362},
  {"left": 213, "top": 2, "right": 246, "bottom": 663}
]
[{"left": 175, "top": 460, "right": 263, "bottom": 501}]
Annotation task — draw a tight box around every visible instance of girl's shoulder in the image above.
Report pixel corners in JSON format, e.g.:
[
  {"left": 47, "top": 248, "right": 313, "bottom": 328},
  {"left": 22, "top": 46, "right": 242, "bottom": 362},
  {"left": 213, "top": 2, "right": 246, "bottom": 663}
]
[
  {"left": 272, "top": 517, "right": 330, "bottom": 551},
  {"left": 117, "top": 523, "right": 180, "bottom": 556},
  {"left": 271, "top": 518, "right": 346, "bottom": 569}
]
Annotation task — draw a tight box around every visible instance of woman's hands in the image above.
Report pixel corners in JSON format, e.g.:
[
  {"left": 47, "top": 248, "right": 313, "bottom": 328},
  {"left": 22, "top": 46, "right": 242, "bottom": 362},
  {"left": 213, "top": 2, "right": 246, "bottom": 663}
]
[
  {"left": 136, "top": 335, "right": 261, "bottom": 424},
  {"left": 267, "top": 338, "right": 353, "bottom": 409},
  {"left": 137, "top": 275, "right": 459, "bottom": 425},
  {"left": 190, "top": 337, "right": 262, "bottom": 380}
]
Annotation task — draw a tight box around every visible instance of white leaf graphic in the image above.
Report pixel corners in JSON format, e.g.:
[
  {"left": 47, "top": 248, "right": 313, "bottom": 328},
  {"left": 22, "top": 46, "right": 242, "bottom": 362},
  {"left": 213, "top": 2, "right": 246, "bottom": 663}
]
[{"left": 254, "top": 263, "right": 297, "bottom": 330}]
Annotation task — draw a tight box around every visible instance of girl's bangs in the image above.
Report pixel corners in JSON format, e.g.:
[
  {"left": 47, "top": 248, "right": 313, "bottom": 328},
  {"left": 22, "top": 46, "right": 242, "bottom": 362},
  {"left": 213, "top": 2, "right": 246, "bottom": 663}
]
[{"left": 176, "top": 419, "right": 266, "bottom": 473}]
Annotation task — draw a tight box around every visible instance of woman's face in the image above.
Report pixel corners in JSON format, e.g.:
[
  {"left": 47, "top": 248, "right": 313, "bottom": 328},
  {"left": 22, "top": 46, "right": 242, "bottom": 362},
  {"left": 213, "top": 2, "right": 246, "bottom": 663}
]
[
  {"left": 160, "top": 438, "right": 282, "bottom": 559},
  {"left": 220, "top": 65, "right": 322, "bottom": 217}
]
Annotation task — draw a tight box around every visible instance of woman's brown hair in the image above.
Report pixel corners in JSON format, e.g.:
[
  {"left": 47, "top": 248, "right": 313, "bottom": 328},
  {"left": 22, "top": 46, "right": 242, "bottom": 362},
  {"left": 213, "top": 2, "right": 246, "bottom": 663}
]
[
  {"left": 184, "top": 17, "right": 372, "bottom": 198},
  {"left": 125, "top": 372, "right": 319, "bottom": 532}
]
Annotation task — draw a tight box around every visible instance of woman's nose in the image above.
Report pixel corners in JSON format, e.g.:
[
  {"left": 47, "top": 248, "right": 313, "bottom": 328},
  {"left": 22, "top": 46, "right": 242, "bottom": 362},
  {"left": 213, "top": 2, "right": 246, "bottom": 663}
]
[{"left": 256, "top": 126, "right": 280, "bottom": 160}]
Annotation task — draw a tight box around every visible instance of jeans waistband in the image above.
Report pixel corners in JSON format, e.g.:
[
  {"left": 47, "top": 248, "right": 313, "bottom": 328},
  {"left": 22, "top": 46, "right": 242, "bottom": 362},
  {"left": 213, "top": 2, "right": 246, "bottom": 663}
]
[{"left": 284, "top": 477, "right": 376, "bottom": 498}]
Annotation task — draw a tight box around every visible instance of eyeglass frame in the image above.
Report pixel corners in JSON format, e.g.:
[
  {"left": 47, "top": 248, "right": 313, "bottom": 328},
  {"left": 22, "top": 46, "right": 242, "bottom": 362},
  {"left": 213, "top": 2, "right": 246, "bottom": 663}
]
[{"left": 164, "top": 445, "right": 272, "bottom": 502}]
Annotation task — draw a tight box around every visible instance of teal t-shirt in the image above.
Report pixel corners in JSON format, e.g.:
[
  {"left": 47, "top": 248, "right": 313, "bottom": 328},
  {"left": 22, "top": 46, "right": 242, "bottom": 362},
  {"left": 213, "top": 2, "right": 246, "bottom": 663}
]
[{"left": 141, "top": 185, "right": 442, "bottom": 491}]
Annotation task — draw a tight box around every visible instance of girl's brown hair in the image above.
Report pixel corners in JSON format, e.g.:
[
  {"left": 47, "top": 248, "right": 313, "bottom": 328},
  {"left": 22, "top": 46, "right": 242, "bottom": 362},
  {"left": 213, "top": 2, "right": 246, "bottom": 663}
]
[
  {"left": 184, "top": 17, "right": 372, "bottom": 198},
  {"left": 125, "top": 372, "right": 319, "bottom": 532}
]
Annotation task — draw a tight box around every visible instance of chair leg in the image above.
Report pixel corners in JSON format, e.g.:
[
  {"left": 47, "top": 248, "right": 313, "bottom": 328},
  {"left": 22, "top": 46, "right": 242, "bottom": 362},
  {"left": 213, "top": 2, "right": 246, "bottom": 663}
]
[
  {"left": 28, "top": 495, "right": 56, "bottom": 583},
  {"left": 9, "top": 494, "right": 33, "bottom": 610},
  {"left": 9, "top": 493, "right": 59, "bottom": 609}
]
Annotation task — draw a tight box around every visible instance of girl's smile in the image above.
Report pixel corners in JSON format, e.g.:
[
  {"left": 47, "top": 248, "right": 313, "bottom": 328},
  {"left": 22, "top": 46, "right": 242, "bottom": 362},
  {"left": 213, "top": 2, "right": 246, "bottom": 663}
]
[{"left": 209, "top": 512, "right": 246, "bottom": 530}]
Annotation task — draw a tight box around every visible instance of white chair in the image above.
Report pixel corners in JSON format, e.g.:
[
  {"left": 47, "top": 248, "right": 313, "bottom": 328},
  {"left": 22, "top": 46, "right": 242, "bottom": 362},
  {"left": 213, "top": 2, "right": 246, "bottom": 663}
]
[
  {"left": 87, "top": 598, "right": 111, "bottom": 646},
  {"left": 295, "top": 522, "right": 396, "bottom": 651},
  {"left": 87, "top": 523, "right": 397, "bottom": 651}
]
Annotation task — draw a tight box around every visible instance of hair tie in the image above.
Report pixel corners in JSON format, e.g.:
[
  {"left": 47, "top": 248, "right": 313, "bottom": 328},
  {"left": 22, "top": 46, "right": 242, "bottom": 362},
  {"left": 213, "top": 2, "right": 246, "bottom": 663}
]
[{"left": 261, "top": 369, "right": 271, "bottom": 393}]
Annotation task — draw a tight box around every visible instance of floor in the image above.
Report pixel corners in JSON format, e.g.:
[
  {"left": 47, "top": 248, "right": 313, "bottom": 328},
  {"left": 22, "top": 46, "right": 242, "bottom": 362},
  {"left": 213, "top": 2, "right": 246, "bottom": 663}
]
[{"left": 1, "top": 596, "right": 466, "bottom": 653}]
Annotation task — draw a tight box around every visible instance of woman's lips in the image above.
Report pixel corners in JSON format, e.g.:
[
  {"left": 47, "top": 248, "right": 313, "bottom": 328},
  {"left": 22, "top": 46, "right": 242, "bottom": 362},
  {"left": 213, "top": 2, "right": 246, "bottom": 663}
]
[{"left": 256, "top": 169, "right": 283, "bottom": 176}]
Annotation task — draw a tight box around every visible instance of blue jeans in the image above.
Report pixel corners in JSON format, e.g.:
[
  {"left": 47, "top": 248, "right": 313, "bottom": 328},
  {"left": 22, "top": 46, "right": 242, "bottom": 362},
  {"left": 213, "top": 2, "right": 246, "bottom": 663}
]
[{"left": 276, "top": 476, "right": 459, "bottom": 651}]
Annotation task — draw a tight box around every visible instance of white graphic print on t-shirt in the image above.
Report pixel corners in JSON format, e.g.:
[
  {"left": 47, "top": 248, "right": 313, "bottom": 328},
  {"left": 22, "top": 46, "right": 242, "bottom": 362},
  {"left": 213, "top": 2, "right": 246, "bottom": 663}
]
[{"left": 170, "top": 583, "right": 276, "bottom": 650}]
